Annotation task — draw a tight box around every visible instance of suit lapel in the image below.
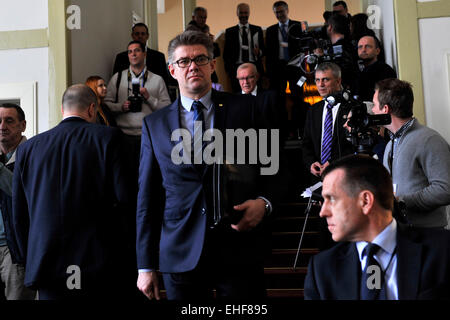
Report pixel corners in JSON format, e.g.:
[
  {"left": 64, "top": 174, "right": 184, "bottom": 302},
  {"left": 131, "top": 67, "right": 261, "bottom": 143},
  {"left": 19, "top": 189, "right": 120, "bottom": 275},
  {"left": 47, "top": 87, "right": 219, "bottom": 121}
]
[
  {"left": 335, "top": 243, "right": 360, "bottom": 299},
  {"left": 212, "top": 90, "right": 226, "bottom": 133},
  {"left": 166, "top": 99, "right": 182, "bottom": 142},
  {"left": 397, "top": 228, "right": 422, "bottom": 299}
]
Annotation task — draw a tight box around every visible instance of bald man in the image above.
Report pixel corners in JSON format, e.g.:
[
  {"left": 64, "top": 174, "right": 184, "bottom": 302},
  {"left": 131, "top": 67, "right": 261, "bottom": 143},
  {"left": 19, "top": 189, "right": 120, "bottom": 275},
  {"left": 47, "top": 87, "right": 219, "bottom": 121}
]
[
  {"left": 12, "top": 84, "right": 135, "bottom": 300},
  {"left": 356, "top": 35, "right": 396, "bottom": 101}
]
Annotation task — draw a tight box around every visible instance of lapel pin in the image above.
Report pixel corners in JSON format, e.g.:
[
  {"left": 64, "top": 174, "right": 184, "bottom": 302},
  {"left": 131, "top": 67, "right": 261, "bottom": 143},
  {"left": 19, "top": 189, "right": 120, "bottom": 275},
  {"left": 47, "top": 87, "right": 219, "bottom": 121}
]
[{"left": 219, "top": 104, "right": 223, "bottom": 108}]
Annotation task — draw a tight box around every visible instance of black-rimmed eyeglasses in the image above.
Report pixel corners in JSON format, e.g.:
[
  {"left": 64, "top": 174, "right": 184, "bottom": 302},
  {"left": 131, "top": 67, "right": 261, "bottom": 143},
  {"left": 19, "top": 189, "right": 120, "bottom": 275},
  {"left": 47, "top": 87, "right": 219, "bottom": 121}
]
[{"left": 173, "top": 55, "right": 211, "bottom": 68}]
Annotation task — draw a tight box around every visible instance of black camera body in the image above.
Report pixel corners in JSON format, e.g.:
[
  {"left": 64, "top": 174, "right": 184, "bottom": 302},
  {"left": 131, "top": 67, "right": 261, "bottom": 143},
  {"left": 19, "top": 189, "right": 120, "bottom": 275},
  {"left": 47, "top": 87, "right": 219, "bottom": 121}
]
[
  {"left": 331, "top": 91, "right": 391, "bottom": 154},
  {"left": 128, "top": 80, "right": 143, "bottom": 113}
]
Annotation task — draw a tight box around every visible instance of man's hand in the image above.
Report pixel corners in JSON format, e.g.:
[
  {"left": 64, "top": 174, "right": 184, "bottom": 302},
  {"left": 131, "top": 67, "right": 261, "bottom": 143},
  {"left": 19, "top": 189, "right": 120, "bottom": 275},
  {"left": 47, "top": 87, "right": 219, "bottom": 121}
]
[
  {"left": 253, "top": 46, "right": 260, "bottom": 58},
  {"left": 231, "top": 198, "right": 265, "bottom": 232},
  {"left": 310, "top": 162, "right": 323, "bottom": 177},
  {"left": 310, "top": 161, "right": 329, "bottom": 177},
  {"left": 122, "top": 100, "right": 131, "bottom": 112},
  {"left": 140, "top": 87, "right": 150, "bottom": 100},
  {"left": 137, "top": 271, "right": 160, "bottom": 300}
]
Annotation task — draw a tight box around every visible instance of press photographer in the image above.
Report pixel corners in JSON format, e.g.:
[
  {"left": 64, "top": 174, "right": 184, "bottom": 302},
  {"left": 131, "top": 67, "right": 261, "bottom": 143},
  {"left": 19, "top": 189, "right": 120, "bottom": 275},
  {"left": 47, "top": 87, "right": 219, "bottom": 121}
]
[{"left": 104, "top": 40, "right": 171, "bottom": 199}]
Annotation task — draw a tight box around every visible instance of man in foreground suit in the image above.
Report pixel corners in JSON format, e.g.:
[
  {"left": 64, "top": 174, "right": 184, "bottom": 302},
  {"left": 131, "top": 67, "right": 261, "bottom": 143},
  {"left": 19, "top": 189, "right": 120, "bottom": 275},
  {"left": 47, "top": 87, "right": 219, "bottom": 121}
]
[
  {"left": 304, "top": 155, "right": 450, "bottom": 300},
  {"left": 12, "top": 84, "right": 135, "bottom": 300},
  {"left": 136, "top": 31, "right": 273, "bottom": 300}
]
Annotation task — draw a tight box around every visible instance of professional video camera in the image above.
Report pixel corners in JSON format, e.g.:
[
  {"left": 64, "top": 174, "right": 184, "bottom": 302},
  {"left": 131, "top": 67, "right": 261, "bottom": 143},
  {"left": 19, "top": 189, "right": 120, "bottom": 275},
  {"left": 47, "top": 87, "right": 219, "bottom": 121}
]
[
  {"left": 128, "top": 78, "right": 143, "bottom": 113},
  {"left": 328, "top": 91, "right": 391, "bottom": 154},
  {"left": 286, "top": 23, "right": 346, "bottom": 75}
]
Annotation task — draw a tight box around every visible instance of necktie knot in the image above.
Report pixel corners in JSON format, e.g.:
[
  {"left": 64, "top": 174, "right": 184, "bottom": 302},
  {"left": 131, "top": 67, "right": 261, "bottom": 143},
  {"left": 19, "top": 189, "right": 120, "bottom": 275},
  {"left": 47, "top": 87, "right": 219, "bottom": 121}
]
[
  {"left": 192, "top": 100, "right": 204, "bottom": 113},
  {"left": 364, "top": 243, "right": 381, "bottom": 260}
]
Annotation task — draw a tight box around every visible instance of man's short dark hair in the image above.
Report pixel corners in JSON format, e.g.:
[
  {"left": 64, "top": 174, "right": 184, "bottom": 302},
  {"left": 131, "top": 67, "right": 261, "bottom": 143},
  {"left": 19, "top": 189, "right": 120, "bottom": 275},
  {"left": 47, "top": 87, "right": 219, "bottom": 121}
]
[
  {"left": 62, "top": 84, "right": 98, "bottom": 112},
  {"left": 192, "top": 6, "right": 207, "bottom": 16},
  {"left": 132, "top": 23, "right": 149, "bottom": 34},
  {"left": 328, "top": 12, "right": 350, "bottom": 35},
  {"left": 128, "top": 40, "right": 146, "bottom": 53},
  {"left": 0, "top": 103, "right": 25, "bottom": 121},
  {"left": 322, "top": 154, "right": 394, "bottom": 211},
  {"left": 167, "top": 30, "right": 214, "bottom": 64},
  {"left": 375, "top": 78, "right": 414, "bottom": 119},
  {"left": 273, "top": 1, "right": 288, "bottom": 9},
  {"left": 333, "top": 1, "right": 348, "bottom": 9}
]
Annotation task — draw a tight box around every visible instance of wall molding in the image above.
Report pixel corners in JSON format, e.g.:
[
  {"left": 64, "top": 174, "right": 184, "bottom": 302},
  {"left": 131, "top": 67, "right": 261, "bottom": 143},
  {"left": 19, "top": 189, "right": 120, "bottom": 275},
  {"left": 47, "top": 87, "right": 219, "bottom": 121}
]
[{"left": 0, "top": 29, "right": 48, "bottom": 50}]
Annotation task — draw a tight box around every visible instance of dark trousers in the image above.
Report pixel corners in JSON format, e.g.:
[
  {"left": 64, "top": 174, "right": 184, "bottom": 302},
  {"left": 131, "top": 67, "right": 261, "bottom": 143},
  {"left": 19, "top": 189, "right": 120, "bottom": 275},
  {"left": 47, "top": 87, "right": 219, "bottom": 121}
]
[{"left": 162, "top": 227, "right": 266, "bottom": 301}]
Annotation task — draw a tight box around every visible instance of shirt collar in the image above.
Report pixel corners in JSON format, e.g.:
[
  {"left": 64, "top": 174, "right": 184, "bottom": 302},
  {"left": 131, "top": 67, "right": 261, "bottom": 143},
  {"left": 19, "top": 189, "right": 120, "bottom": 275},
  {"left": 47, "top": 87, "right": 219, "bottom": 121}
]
[
  {"left": 239, "top": 23, "right": 250, "bottom": 29},
  {"left": 129, "top": 66, "right": 147, "bottom": 78},
  {"left": 388, "top": 118, "right": 415, "bottom": 140},
  {"left": 278, "top": 20, "right": 290, "bottom": 28},
  {"left": 356, "top": 218, "right": 397, "bottom": 259},
  {"left": 180, "top": 90, "right": 213, "bottom": 112}
]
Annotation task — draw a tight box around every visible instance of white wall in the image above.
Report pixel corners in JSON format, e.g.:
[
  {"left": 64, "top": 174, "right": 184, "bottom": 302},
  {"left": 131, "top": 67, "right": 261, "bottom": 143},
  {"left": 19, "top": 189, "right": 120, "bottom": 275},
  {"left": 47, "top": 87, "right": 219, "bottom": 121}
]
[
  {"left": 419, "top": 17, "right": 450, "bottom": 143},
  {"left": 0, "top": 0, "right": 50, "bottom": 134},
  {"left": 69, "top": 0, "right": 145, "bottom": 85},
  {"left": 363, "top": 0, "right": 398, "bottom": 72},
  {"left": 0, "top": 0, "right": 48, "bottom": 31}
]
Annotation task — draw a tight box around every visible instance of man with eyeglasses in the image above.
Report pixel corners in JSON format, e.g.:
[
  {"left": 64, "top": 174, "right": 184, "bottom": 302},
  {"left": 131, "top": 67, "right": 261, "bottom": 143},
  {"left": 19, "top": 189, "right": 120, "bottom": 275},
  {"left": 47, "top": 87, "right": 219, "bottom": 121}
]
[
  {"left": 136, "top": 30, "right": 274, "bottom": 300},
  {"left": 112, "top": 23, "right": 170, "bottom": 88}
]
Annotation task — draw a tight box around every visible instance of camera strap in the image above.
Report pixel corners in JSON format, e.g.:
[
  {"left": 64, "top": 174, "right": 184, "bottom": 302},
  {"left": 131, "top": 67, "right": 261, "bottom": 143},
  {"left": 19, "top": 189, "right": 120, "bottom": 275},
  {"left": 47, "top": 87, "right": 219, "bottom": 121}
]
[{"left": 114, "top": 69, "right": 149, "bottom": 103}]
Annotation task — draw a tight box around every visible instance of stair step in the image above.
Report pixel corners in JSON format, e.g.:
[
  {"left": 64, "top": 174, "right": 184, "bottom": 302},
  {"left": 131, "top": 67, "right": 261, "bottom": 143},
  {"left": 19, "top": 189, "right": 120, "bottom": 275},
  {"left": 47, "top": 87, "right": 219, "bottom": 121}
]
[
  {"left": 276, "top": 203, "right": 322, "bottom": 217},
  {"left": 271, "top": 216, "right": 320, "bottom": 232},
  {"left": 266, "top": 288, "right": 304, "bottom": 298},
  {"left": 264, "top": 267, "right": 308, "bottom": 289},
  {"left": 264, "top": 248, "right": 319, "bottom": 267},
  {"left": 271, "top": 231, "right": 320, "bottom": 249}
]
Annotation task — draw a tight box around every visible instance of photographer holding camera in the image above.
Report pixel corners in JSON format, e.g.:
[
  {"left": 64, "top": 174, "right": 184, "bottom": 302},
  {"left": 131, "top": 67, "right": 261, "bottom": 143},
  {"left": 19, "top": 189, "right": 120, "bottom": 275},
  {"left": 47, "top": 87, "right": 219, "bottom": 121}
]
[
  {"left": 105, "top": 41, "right": 171, "bottom": 137},
  {"left": 105, "top": 41, "right": 171, "bottom": 198},
  {"left": 372, "top": 78, "right": 450, "bottom": 229}
]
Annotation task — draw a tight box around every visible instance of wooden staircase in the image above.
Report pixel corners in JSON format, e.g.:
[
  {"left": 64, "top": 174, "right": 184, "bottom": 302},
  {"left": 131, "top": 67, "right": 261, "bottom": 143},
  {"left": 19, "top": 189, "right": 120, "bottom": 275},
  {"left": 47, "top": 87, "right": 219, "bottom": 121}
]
[{"left": 264, "top": 202, "right": 322, "bottom": 299}]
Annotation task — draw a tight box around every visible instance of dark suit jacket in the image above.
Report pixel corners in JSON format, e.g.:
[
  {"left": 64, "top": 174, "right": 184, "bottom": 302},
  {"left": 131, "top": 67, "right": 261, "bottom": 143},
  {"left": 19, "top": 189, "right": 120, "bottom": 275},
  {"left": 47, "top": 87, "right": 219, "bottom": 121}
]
[
  {"left": 265, "top": 20, "right": 302, "bottom": 76},
  {"left": 136, "top": 90, "right": 271, "bottom": 273},
  {"left": 223, "top": 24, "right": 265, "bottom": 76},
  {"left": 12, "top": 118, "right": 132, "bottom": 289},
  {"left": 113, "top": 48, "right": 169, "bottom": 88},
  {"left": 302, "top": 99, "right": 353, "bottom": 171},
  {"left": 304, "top": 224, "right": 450, "bottom": 300}
]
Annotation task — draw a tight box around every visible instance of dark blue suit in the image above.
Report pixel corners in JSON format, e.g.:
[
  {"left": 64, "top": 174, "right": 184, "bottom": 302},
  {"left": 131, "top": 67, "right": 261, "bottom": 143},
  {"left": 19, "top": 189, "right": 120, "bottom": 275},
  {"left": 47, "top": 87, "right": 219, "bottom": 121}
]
[
  {"left": 304, "top": 224, "right": 450, "bottom": 300},
  {"left": 136, "top": 90, "right": 270, "bottom": 299},
  {"left": 12, "top": 117, "right": 134, "bottom": 298}
]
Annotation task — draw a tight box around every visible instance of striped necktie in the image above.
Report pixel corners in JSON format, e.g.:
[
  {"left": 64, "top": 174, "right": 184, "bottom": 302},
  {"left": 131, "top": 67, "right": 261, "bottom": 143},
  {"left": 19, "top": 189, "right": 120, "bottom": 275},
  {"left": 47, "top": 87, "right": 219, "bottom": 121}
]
[
  {"left": 192, "top": 100, "right": 205, "bottom": 166},
  {"left": 280, "top": 23, "right": 289, "bottom": 60},
  {"left": 321, "top": 103, "right": 334, "bottom": 164}
]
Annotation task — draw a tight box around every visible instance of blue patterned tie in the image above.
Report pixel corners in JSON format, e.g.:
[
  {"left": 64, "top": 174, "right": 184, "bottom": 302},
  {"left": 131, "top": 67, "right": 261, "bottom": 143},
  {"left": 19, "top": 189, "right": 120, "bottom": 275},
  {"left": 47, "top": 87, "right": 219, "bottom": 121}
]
[
  {"left": 192, "top": 100, "right": 205, "bottom": 166},
  {"left": 280, "top": 24, "right": 289, "bottom": 60},
  {"left": 360, "top": 243, "right": 386, "bottom": 300},
  {"left": 321, "top": 103, "right": 333, "bottom": 164}
]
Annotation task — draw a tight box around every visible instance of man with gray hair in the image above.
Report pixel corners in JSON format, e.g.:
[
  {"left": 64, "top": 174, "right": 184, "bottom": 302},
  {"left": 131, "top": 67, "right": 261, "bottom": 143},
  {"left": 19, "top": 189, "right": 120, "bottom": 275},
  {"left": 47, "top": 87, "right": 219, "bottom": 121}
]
[
  {"left": 0, "top": 103, "right": 36, "bottom": 300},
  {"left": 12, "top": 84, "right": 135, "bottom": 299},
  {"left": 302, "top": 62, "right": 353, "bottom": 182}
]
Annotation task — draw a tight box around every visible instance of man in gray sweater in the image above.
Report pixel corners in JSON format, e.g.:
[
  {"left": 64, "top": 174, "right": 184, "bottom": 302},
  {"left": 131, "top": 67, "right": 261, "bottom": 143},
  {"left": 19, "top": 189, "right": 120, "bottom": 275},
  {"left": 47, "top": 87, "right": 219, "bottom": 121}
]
[{"left": 372, "top": 78, "right": 450, "bottom": 228}]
